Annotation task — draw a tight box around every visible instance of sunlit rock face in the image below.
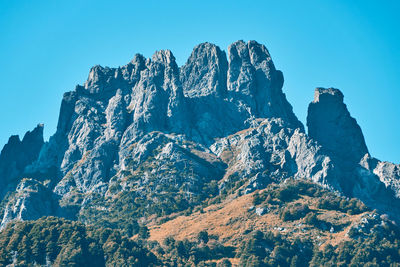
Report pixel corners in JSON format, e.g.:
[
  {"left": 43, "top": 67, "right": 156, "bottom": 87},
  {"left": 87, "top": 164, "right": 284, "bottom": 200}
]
[{"left": 31, "top": 40, "right": 301, "bottom": 194}]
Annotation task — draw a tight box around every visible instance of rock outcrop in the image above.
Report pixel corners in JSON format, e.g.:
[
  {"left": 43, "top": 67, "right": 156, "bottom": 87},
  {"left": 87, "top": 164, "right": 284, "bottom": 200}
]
[
  {"left": 307, "top": 87, "right": 400, "bottom": 218},
  {"left": 210, "top": 118, "right": 340, "bottom": 194},
  {"left": 0, "top": 178, "right": 75, "bottom": 230},
  {"left": 307, "top": 88, "right": 368, "bottom": 169}
]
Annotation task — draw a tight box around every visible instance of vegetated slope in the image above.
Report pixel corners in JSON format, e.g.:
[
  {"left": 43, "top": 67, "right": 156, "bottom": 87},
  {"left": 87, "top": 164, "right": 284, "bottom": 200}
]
[
  {"left": 1, "top": 180, "right": 400, "bottom": 266},
  {"left": 147, "top": 179, "right": 400, "bottom": 266},
  {"left": 149, "top": 180, "right": 365, "bottom": 246},
  {"left": 0, "top": 217, "right": 158, "bottom": 266}
]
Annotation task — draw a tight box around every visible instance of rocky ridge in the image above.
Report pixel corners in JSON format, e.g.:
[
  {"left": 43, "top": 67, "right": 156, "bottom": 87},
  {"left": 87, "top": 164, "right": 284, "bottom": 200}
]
[{"left": 0, "top": 40, "right": 399, "bottom": 230}]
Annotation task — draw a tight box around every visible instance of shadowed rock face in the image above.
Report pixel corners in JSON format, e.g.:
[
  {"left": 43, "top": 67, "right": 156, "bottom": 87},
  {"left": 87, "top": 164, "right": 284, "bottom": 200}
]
[
  {"left": 0, "top": 124, "right": 44, "bottom": 197},
  {"left": 307, "top": 88, "right": 368, "bottom": 169},
  {"left": 0, "top": 41, "right": 399, "bottom": 228}
]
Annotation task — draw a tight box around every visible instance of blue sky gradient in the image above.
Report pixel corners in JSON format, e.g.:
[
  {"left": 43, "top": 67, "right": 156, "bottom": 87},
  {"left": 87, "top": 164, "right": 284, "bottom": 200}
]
[{"left": 0, "top": 0, "right": 399, "bottom": 163}]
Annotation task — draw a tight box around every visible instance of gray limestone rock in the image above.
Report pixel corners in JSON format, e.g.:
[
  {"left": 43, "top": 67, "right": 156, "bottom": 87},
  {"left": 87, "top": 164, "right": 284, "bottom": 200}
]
[
  {"left": 211, "top": 118, "right": 337, "bottom": 193},
  {"left": 0, "top": 178, "right": 75, "bottom": 230},
  {"left": 181, "top": 42, "right": 228, "bottom": 98},
  {"left": 373, "top": 160, "right": 400, "bottom": 197},
  {"left": 357, "top": 154, "right": 400, "bottom": 199},
  {"left": 179, "top": 40, "right": 302, "bottom": 145},
  {"left": 99, "top": 131, "right": 226, "bottom": 218},
  {"left": 227, "top": 41, "right": 302, "bottom": 130},
  {"left": 0, "top": 178, "right": 53, "bottom": 229}
]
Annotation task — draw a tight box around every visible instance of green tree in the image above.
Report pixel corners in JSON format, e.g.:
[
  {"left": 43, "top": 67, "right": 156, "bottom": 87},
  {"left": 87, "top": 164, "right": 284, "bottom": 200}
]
[
  {"left": 138, "top": 226, "right": 150, "bottom": 239},
  {"left": 198, "top": 230, "right": 209, "bottom": 244}
]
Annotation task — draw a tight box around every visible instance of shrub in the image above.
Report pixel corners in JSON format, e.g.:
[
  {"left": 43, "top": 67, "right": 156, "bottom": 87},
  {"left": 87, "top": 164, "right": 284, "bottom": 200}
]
[
  {"left": 280, "top": 203, "right": 310, "bottom": 221},
  {"left": 198, "top": 230, "right": 209, "bottom": 244},
  {"left": 217, "top": 258, "right": 232, "bottom": 267},
  {"left": 275, "top": 185, "right": 299, "bottom": 202},
  {"left": 317, "top": 195, "right": 368, "bottom": 215},
  {"left": 138, "top": 226, "right": 150, "bottom": 239},
  {"left": 252, "top": 193, "right": 263, "bottom": 206},
  {"left": 304, "top": 212, "right": 319, "bottom": 226}
]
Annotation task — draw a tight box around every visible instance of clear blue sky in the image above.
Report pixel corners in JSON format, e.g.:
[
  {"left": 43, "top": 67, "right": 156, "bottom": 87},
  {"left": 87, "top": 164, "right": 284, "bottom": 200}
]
[{"left": 0, "top": 0, "right": 399, "bottom": 163}]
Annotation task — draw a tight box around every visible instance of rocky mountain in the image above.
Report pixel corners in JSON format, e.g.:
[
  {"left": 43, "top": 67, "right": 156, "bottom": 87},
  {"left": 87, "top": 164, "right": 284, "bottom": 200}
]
[{"left": 0, "top": 40, "right": 399, "bottom": 265}]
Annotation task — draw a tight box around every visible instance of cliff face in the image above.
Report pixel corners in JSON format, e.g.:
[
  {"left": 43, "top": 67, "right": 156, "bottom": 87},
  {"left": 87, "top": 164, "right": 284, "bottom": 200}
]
[
  {"left": 307, "top": 88, "right": 368, "bottom": 169},
  {"left": 0, "top": 40, "right": 399, "bottom": 228}
]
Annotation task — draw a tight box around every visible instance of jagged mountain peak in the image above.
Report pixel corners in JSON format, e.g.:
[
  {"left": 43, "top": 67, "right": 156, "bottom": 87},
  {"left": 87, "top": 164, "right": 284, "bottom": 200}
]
[
  {"left": 130, "top": 53, "right": 146, "bottom": 63},
  {"left": 181, "top": 41, "right": 227, "bottom": 98},
  {"left": 306, "top": 87, "right": 400, "bottom": 219},
  {"left": 22, "top": 123, "right": 44, "bottom": 143},
  {"left": 188, "top": 41, "right": 227, "bottom": 67},
  {"left": 27, "top": 40, "right": 302, "bottom": 201},
  {"left": 0, "top": 124, "right": 44, "bottom": 198},
  {"left": 151, "top": 49, "right": 176, "bottom": 64},
  {"left": 0, "top": 123, "right": 44, "bottom": 163},
  {"left": 228, "top": 40, "right": 273, "bottom": 65}
]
